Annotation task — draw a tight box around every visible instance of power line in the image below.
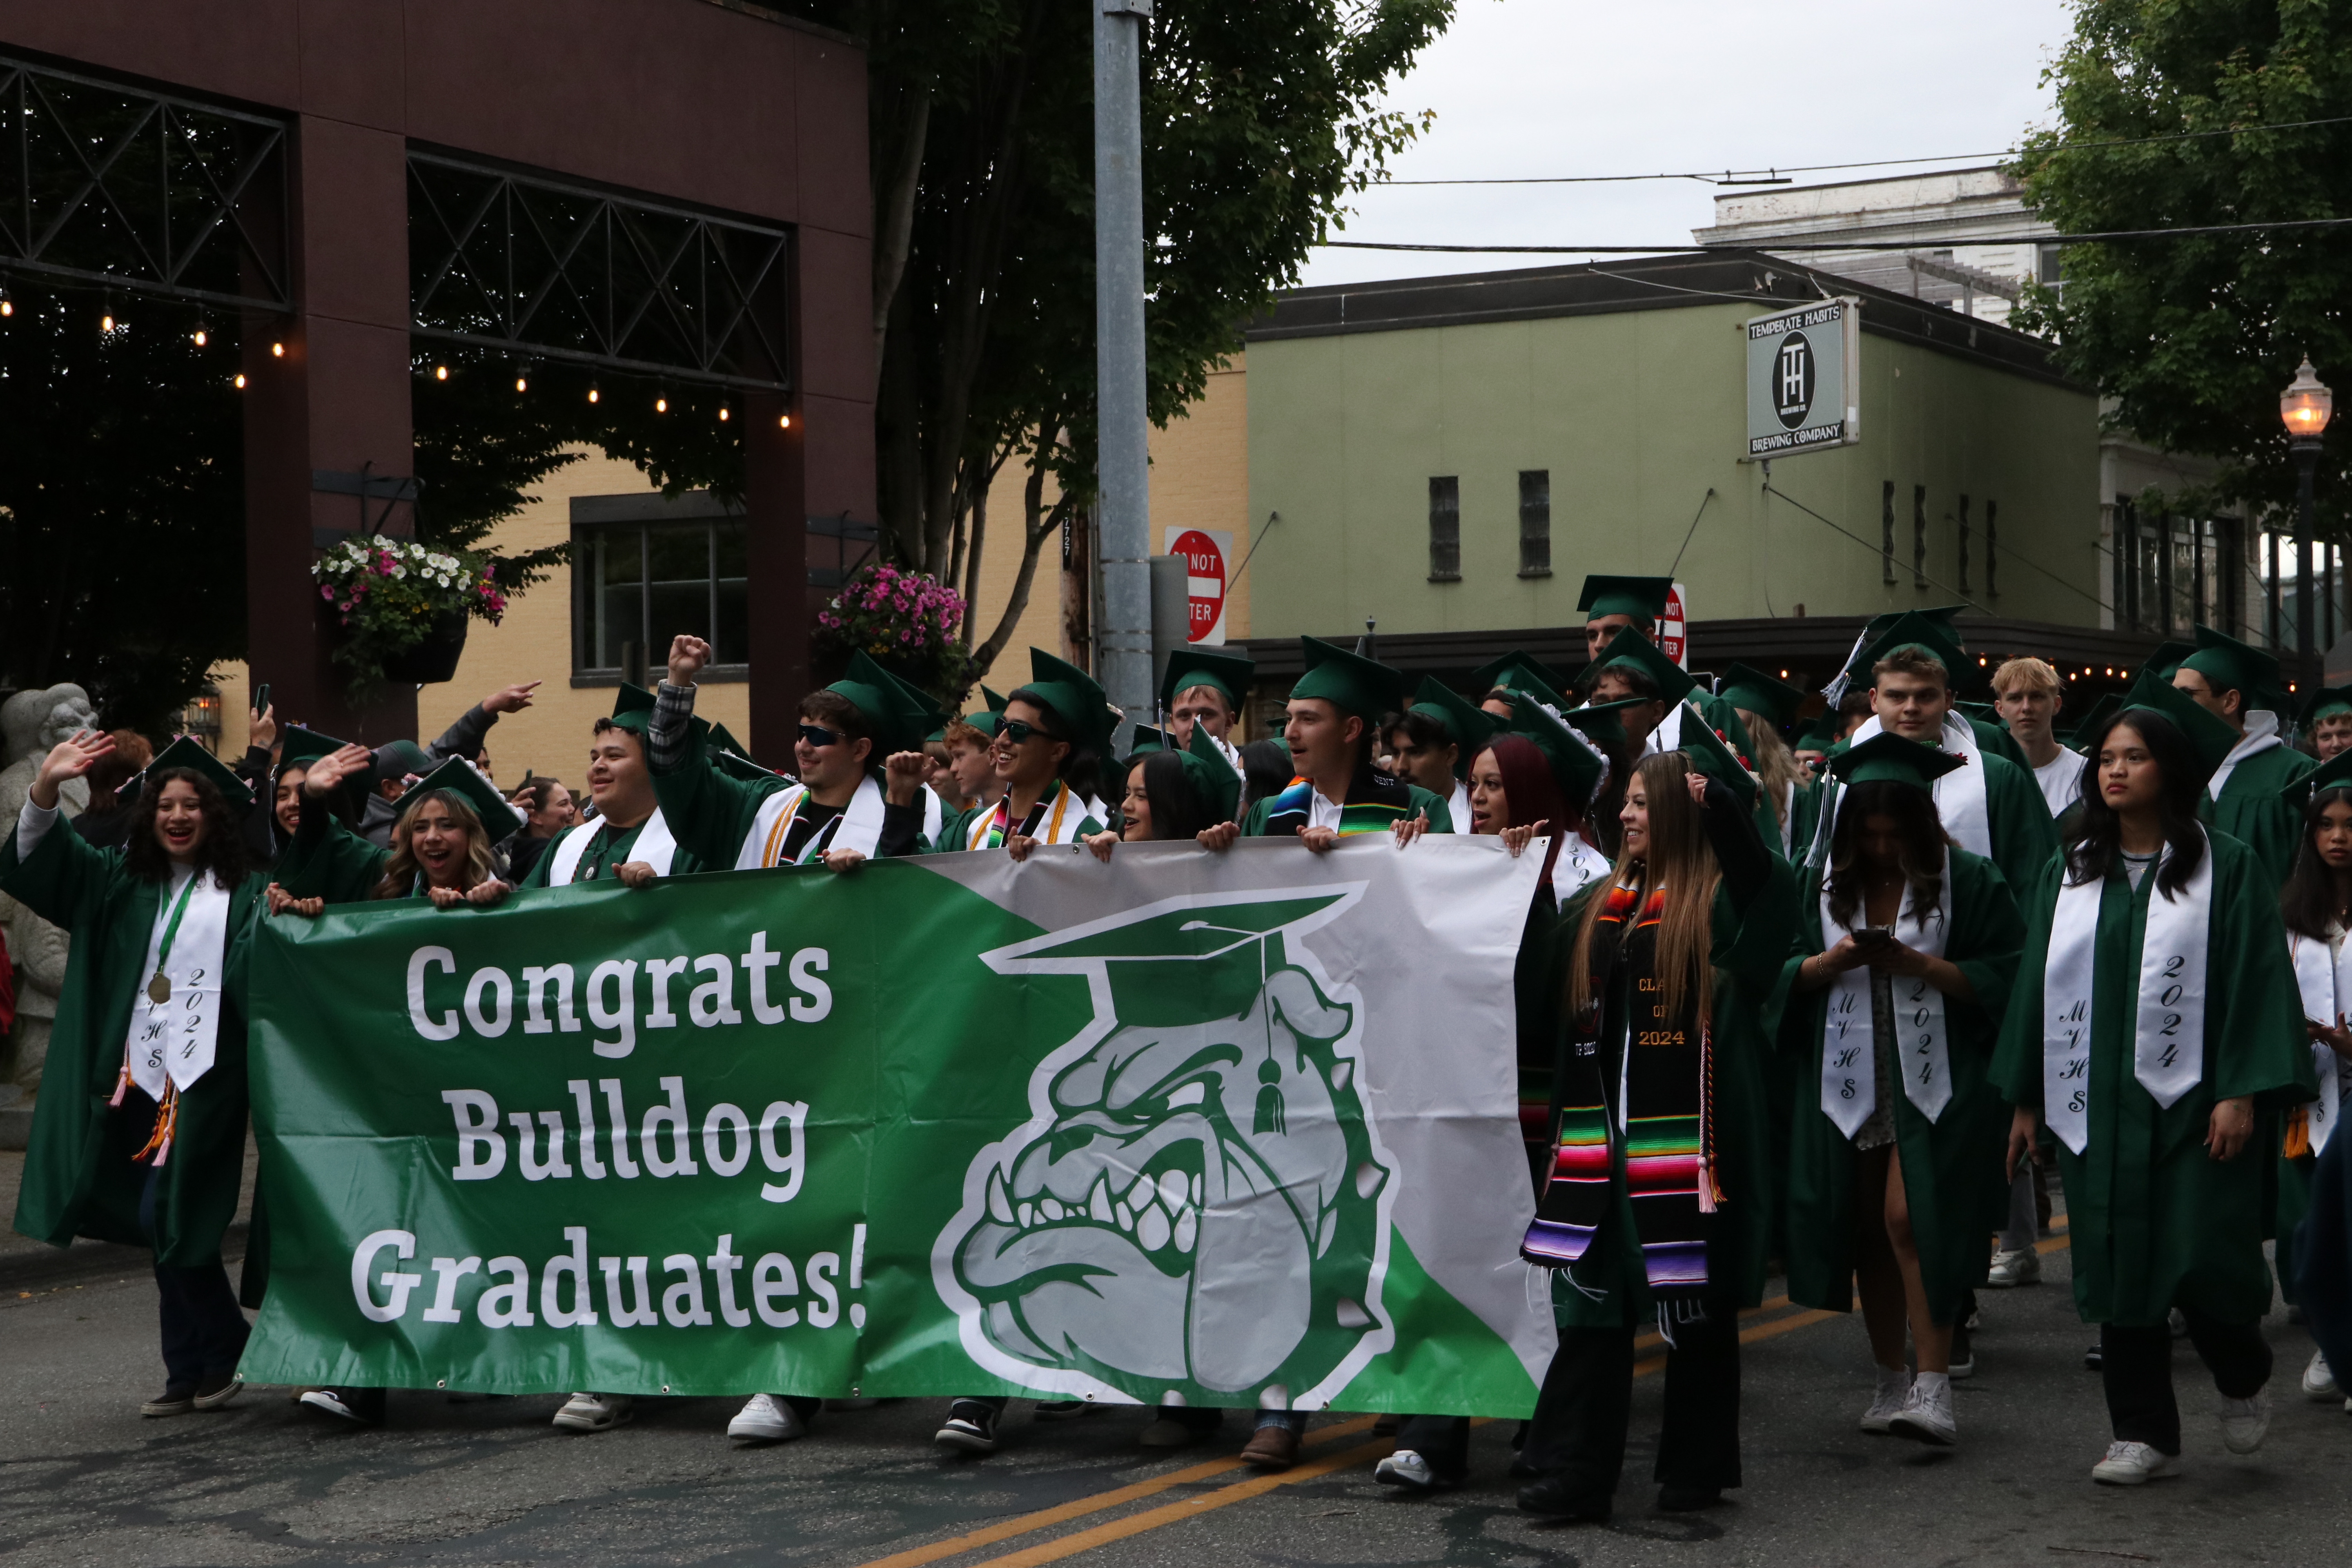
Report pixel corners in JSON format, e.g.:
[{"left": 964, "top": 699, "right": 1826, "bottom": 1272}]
[
  {"left": 1372, "top": 114, "right": 2352, "bottom": 188},
  {"left": 1316, "top": 214, "right": 2352, "bottom": 255}
]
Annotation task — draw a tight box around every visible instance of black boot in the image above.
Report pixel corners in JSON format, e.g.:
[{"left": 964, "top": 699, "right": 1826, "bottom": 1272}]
[{"left": 1516, "top": 1474, "right": 1612, "bottom": 1521}]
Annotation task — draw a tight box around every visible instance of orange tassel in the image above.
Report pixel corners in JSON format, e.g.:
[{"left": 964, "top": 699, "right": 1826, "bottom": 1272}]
[
  {"left": 130, "top": 1083, "right": 178, "bottom": 1167},
  {"left": 2285, "top": 1104, "right": 2313, "bottom": 1161}
]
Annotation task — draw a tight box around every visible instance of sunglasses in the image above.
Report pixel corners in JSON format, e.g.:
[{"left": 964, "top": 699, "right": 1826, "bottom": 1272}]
[
  {"left": 798, "top": 723, "right": 846, "bottom": 748},
  {"left": 998, "top": 718, "right": 1047, "bottom": 746}
]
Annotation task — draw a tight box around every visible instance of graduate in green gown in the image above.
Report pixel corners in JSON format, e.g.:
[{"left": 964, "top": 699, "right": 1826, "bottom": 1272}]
[
  {"left": 1806, "top": 613, "right": 2058, "bottom": 898},
  {"left": 2265, "top": 750, "right": 2352, "bottom": 1403},
  {"left": 1386, "top": 675, "right": 1496, "bottom": 841},
  {"left": 1216, "top": 637, "right": 1452, "bottom": 846},
  {"left": 2300, "top": 685, "right": 2352, "bottom": 763},
  {"left": 1160, "top": 645, "right": 1253, "bottom": 775},
  {"left": 518, "top": 686, "right": 712, "bottom": 889},
  {"left": 1990, "top": 675, "right": 2313, "bottom": 1484},
  {"left": 2171, "top": 624, "right": 2315, "bottom": 887},
  {"left": 1574, "top": 576, "right": 1754, "bottom": 760},
  {"left": 272, "top": 752, "right": 523, "bottom": 916},
  {"left": 2, "top": 733, "right": 272, "bottom": 1416},
  {"left": 1717, "top": 663, "right": 1809, "bottom": 859},
  {"left": 648, "top": 635, "right": 937, "bottom": 875},
  {"left": 930, "top": 650, "right": 1115, "bottom": 859},
  {"left": 1779, "top": 734, "right": 2022, "bottom": 1448},
  {"left": 1515, "top": 737, "right": 1797, "bottom": 1521}
]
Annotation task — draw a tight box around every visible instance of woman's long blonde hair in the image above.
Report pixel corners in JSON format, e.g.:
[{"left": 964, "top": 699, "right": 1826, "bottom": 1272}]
[
  {"left": 1567, "top": 751, "right": 1722, "bottom": 1026},
  {"left": 1737, "top": 709, "right": 1800, "bottom": 833},
  {"left": 374, "top": 790, "right": 494, "bottom": 900}
]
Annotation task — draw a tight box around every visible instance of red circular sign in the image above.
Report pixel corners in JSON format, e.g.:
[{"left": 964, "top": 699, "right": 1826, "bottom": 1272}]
[{"left": 1171, "top": 529, "right": 1225, "bottom": 642}]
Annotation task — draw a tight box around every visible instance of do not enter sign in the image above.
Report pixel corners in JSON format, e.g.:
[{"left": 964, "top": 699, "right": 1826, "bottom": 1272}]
[{"left": 1164, "top": 526, "right": 1230, "bottom": 644}]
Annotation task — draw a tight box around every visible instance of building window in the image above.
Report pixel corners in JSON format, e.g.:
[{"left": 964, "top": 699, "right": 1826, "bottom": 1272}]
[
  {"left": 1957, "top": 494, "right": 1971, "bottom": 592},
  {"left": 1428, "top": 476, "right": 1460, "bottom": 582},
  {"left": 573, "top": 519, "right": 750, "bottom": 680},
  {"left": 1517, "top": 469, "right": 1551, "bottom": 577},
  {"left": 1881, "top": 481, "right": 1896, "bottom": 584},
  {"left": 1984, "top": 500, "right": 1998, "bottom": 597},
  {"left": 1912, "top": 485, "right": 1928, "bottom": 589}
]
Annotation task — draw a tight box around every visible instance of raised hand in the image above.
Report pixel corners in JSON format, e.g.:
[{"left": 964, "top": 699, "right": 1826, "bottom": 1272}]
[
  {"left": 31, "top": 731, "right": 113, "bottom": 809},
  {"left": 249, "top": 704, "right": 278, "bottom": 751},
  {"left": 481, "top": 681, "right": 542, "bottom": 715},
  {"left": 302, "top": 743, "right": 376, "bottom": 799},
  {"left": 667, "top": 635, "right": 713, "bottom": 689},
  {"left": 883, "top": 749, "right": 930, "bottom": 806}
]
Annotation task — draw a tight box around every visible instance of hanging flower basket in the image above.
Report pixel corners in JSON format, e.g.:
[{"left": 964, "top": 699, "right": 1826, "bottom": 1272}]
[
  {"left": 811, "top": 563, "right": 973, "bottom": 703},
  {"left": 314, "top": 535, "right": 509, "bottom": 698}
]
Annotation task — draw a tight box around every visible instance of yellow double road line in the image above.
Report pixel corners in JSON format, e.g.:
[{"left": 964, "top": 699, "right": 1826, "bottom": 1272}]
[{"left": 859, "top": 1232, "right": 2078, "bottom": 1568}]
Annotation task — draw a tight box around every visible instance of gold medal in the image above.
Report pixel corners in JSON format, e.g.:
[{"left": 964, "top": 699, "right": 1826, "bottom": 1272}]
[{"left": 147, "top": 972, "right": 171, "bottom": 1005}]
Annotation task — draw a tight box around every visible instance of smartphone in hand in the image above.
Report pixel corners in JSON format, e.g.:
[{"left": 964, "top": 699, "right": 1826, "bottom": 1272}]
[{"left": 252, "top": 682, "right": 271, "bottom": 715}]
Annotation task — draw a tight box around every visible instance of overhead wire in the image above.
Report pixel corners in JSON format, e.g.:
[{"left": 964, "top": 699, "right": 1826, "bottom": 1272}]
[{"left": 1318, "top": 214, "right": 2352, "bottom": 255}]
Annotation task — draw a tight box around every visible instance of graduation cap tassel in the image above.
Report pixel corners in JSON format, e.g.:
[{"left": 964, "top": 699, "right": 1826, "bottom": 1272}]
[{"left": 1252, "top": 1059, "right": 1287, "bottom": 1137}]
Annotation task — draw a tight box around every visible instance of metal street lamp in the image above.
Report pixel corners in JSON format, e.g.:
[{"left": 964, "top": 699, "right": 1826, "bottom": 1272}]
[{"left": 2282, "top": 356, "right": 2334, "bottom": 668}]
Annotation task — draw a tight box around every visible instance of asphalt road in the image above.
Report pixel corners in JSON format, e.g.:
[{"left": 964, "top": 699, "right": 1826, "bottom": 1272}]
[{"left": 5, "top": 1214, "right": 2350, "bottom": 1568}]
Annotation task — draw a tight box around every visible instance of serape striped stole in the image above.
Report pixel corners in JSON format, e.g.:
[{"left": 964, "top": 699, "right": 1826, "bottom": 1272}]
[
  {"left": 1522, "top": 882, "right": 1719, "bottom": 1298},
  {"left": 1258, "top": 772, "right": 1415, "bottom": 837}
]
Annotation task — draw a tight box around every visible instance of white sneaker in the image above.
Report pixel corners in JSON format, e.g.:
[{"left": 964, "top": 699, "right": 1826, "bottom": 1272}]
[
  {"left": 2302, "top": 1350, "right": 2339, "bottom": 1402},
  {"left": 2218, "top": 1393, "right": 2271, "bottom": 1455},
  {"left": 1888, "top": 1376, "right": 1958, "bottom": 1447},
  {"left": 1986, "top": 1247, "right": 2041, "bottom": 1288},
  {"left": 1373, "top": 1449, "right": 1450, "bottom": 1491},
  {"left": 552, "top": 1392, "right": 634, "bottom": 1432},
  {"left": 727, "top": 1393, "right": 808, "bottom": 1443},
  {"left": 2091, "top": 1441, "right": 2182, "bottom": 1484},
  {"left": 1859, "top": 1369, "right": 1911, "bottom": 1434}
]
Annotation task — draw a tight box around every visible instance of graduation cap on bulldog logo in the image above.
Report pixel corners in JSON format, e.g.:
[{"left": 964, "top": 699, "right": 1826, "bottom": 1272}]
[{"left": 982, "top": 889, "right": 1360, "bottom": 1136}]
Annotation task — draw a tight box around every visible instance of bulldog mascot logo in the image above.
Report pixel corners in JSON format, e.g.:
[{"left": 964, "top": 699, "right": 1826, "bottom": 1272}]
[{"left": 933, "top": 889, "right": 1397, "bottom": 1410}]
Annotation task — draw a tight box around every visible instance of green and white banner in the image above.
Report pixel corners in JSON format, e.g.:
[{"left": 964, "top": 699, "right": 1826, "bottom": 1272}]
[{"left": 241, "top": 837, "right": 1555, "bottom": 1415}]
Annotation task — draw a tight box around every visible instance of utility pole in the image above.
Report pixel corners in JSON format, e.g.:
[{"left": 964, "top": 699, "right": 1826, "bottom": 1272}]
[{"left": 1094, "top": 0, "right": 1152, "bottom": 749}]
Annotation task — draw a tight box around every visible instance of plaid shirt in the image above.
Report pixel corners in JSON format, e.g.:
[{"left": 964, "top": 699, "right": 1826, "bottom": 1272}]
[{"left": 650, "top": 681, "right": 697, "bottom": 774}]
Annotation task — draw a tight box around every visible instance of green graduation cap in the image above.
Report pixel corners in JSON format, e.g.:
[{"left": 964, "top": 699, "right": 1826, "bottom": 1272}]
[
  {"left": 983, "top": 889, "right": 1353, "bottom": 1029},
  {"left": 1178, "top": 721, "right": 1243, "bottom": 825},
  {"left": 708, "top": 721, "right": 752, "bottom": 763},
  {"left": 1470, "top": 650, "right": 1566, "bottom": 697},
  {"left": 2179, "top": 624, "right": 2288, "bottom": 716},
  {"left": 396, "top": 757, "right": 527, "bottom": 846},
  {"left": 1795, "top": 712, "right": 1846, "bottom": 754},
  {"left": 1503, "top": 691, "right": 1608, "bottom": 810},
  {"left": 964, "top": 686, "right": 1010, "bottom": 740},
  {"left": 1408, "top": 676, "right": 1498, "bottom": 780},
  {"left": 2118, "top": 669, "right": 2238, "bottom": 788},
  {"left": 273, "top": 725, "right": 372, "bottom": 816},
  {"left": 1126, "top": 723, "right": 1172, "bottom": 758},
  {"left": 1860, "top": 611, "right": 1967, "bottom": 681},
  {"left": 1716, "top": 663, "right": 1807, "bottom": 733},
  {"left": 1291, "top": 635, "right": 1405, "bottom": 721},
  {"left": 134, "top": 735, "right": 255, "bottom": 811},
  {"left": 607, "top": 682, "right": 659, "bottom": 736},
  {"left": 1563, "top": 695, "right": 1653, "bottom": 752},
  {"left": 705, "top": 721, "right": 779, "bottom": 783},
  {"left": 823, "top": 652, "right": 935, "bottom": 758},
  {"left": 372, "top": 737, "right": 434, "bottom": 785},
  {"left": 2286, "top": 748, "right": 2352, "bottom": 813},
  {"left": 2134, "top": 638, "right": 2196, "bottom": 686},
  {"left": 1824, "top": 731, "right": 1964, "bottom": 794},
  {"left": 1577, "top": 575, "right": 1673, "bottom": 621},
  {"left": 1020, "top": 648, "right": 1120, "bottom": 753},
  {"left": 2061, "top": 692, "right": 2121, "bottom": 746},
  {"left": 1161, "top": 646, "right": 1255, "bottom": 711},
  {"left": 2299, "top": 685, "right": 2352, "bottom": 730},
  {"left": 1670, "top": 709, "right": 1759, "bottom": 808},
  {"left": 1593, "top": 627, "right": 1698, "bottom": 706}
]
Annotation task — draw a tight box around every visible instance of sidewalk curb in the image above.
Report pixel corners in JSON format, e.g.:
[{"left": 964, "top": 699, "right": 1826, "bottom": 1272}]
[{"left": 0, "top": 1224, "right": 248, "bottom": 1295}]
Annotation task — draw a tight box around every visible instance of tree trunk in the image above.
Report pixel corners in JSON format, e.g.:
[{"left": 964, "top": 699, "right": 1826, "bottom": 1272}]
[
  {"left": 870, "top": 91, "right": 931, "bottom": 393},
  {"left": 971, "top": 444, "right": 1071, "bottom": 680}
]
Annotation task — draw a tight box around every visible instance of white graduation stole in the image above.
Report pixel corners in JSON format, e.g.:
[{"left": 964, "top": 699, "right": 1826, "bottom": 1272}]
[
  {"left": 738, "top": 775, "right": 897, "bottom": 868},
  {"left": 2209, "top": 710, "right": 2284, "bottom": 800},
  {"left": 122, "top": 869, "right": 231, "bottom": 1097},
  {"left": 546, "top": 808, "right": 678, "bottom": 884},
  {"left": 1450, "top": 780, "right": 1472, "bottom": 839},
  {"left": 2042, "top": 834, "right": 2214, "bottom": 1154},
  {"left": 1550, "top": 835, "right": 1613, "bottom": 902},
  {"left": 2289, "top": 930, "right": 2352, "bottom": 1155},
  {"left": 963, "top": 781, "right": 1089, "bottom": 849},
  {"left": 1818, "top": 860, "right": 1954, "bottom": 1137}
]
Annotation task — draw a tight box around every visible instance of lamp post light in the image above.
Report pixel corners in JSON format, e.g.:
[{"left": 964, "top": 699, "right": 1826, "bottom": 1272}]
[{"left": 2282, "top": 356, "right": 2334, "bottom": 669}]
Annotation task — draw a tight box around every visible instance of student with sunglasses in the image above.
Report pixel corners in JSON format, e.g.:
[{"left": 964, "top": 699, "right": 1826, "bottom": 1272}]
[
  {"left": 647, "top": 635, "right": 942, "bottom": 879},
  {"left": 928, "top": 650, "right": 1114, "bottom": 864}
]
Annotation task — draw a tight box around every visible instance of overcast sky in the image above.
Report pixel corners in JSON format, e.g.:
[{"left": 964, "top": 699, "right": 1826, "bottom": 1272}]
[{"left": 1298, "top": 0, "right": 2076, "bottom": 287}]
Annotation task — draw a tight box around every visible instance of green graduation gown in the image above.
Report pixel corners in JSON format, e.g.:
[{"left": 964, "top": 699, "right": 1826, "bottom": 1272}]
[
  {"left": 272, "top": 799, "right": 392, "bottom": 906},
  {"left": 1777, "top": 849, "right": 2022, "bottom": 1322},
  {"left": 2200, "top": 740, "right": 2315, "bottom": 889},
  {"left": 517, "top": 814, "right": 708, "bottom": 887},
  {"left": 1548, "top": 830, "right": 1799, "bottom": 1328},
  {"left": 1977, "top": 750, "right": 2061, "bottom": 898},
  {"left": 1, "top": 818, "right": 268, "bottom": 1269},
  {"left": 1990, "top": 831, "right": 2314, "bottom": 1327}
]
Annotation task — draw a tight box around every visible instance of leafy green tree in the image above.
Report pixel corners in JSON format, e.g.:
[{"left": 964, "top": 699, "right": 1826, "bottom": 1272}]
[
  {"left": 851, "top": 0, "right": 1452, "bottom": 678},
  {"left": 2009, "top": 0, "right": 2352, "bottom": 528}
]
